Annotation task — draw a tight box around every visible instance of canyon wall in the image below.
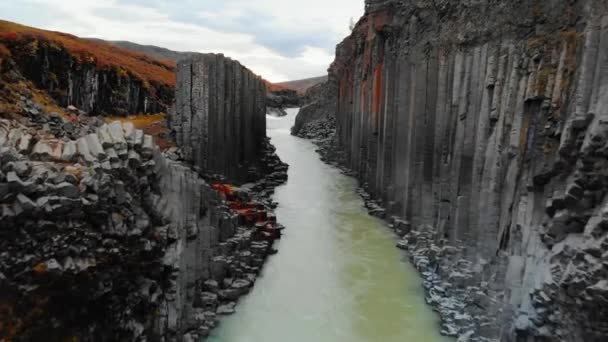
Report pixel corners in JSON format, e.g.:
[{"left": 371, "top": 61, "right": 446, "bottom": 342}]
[
  {"left": 0, "top": 52, "right": 285, "bottom": 341},
  {"left": 0, "top": 21, "right": 176, "bottom": 116},
  {"left": 172, "top": 54, "right": 268, "bottom": 183},
  {"left": 1, "top": 38, "right": 174, "bottom": 116},
  {"left": 313, "top": 0, "right": 608, "bottom": 341}
]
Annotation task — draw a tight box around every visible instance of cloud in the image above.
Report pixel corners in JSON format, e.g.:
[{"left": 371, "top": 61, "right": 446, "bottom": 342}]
[{"left": 0, "top": 0, "right": 363, "bottom": 81}]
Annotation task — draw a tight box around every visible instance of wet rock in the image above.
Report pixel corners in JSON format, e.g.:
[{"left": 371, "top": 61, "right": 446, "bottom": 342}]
[{"left": 216, "top": 302, "right": 236, "bottom": 315}]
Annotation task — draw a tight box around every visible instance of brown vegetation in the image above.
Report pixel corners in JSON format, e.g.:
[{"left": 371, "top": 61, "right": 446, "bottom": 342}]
[{"left": 0, "top": 20, "right": 176, "bottom": 88}]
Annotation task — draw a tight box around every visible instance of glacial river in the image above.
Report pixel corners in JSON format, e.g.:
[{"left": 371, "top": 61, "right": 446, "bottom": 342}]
[{"left": 209, "top": 108, "right": 451, "bottom": 342}]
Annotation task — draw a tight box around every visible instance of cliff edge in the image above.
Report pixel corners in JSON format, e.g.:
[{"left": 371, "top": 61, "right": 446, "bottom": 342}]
[{"left": 298, "top": 0, "right": 608, "bottom": 341}]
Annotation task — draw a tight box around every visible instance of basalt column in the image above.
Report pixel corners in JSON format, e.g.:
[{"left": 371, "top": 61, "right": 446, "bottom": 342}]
[
  {"left": 327, "top": 0, "right": 608, "bottom": 341},
  {"left": 172, "top": 53, "right": 267, "bottom": 182}
]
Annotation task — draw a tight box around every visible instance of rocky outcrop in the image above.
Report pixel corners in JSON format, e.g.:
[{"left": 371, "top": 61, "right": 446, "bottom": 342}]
[
  {"left": 0, "top": 111, "right": 285, "bottom": 341},
  {"left": 0, "top": 20, "right": 175, "bottom": 116},
  {"left": 171, "top": 54, "right": 270, "bottom": 183},
  {"left": 304, "top": 0, "right": 608, "bottom": 341},
  {"left": 291, "top": 81, "right": 336, "bottom": 136},
  {"left": 266, "top": 88, "right": 301, "bottom": 116},
  {"left": 0, "top": 48, "right": 287, "bottom": 341},
  {"left": 276, "top": 75, "right": 328, "bottom": 95}
]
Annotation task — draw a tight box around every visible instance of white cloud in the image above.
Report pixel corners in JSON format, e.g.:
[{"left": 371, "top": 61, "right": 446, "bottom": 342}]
[{"left": 1, "top": 0, "right": 363, "bottom": 82}]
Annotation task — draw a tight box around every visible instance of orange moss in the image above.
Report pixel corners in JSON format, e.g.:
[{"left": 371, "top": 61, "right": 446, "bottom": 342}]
[
  {"left": 105, "top": 113, "right": 165, "bottom": 129},
  {"left": 535, "top": 65, "right": 556, "bottom": 95},
  {"left": 554, "top": 29, "right": 579, "bottom": 118},
  {"left": 0, "top": 74, "right": 76, "bottom": 122},
  {"left": 63, "top": 165, "right": 83, "bottom": 182},
  {"left": 0, "top": 294, "right": 50, "bottom": 341},
  {"left": 361, "top": 79, "right": 368, "bottom": 114},
  {"left": 264, "top": 80, "right": 287, "bottom": 92},
  {"left": 370, "top": 9, "right": 392, "bottom": 32},
  {"left": 0, "top": 43, "right": 9, "bottom": 60},
  {"left": 560, "top": 30, "right": 579, "bottom": 74},
  {"left": 0, "top": 20, "right": 175, "bottom": 88},
  {"left": 106, "top": 113, "right": 175, "bottom": 150},
  {"left": 526, "top": 28, "right": 580, "bottom": 119},
  {"left": 211, "top": 183, "right": 274, "bottom": 227},
  {"left": 519, "top": 113, "right": 531, "bottom": 158},
  {"left": 30, "top": 85, "right": 71, "bottom": 119},
  {"left": 32, "top": 263, "right": 47, "bottom": 274},
  {"left": 543, "top": 140, "right": 557, "bottom": 155},
  {"left": 211, "top": 183, "right": 235, "bottom": 197}
]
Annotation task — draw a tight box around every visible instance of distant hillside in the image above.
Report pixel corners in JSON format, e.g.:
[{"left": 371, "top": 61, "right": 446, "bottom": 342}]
[
  {"left": 0, "top": 20, "right": 175, "bottom": 116},
  {"left": 92, "top": 39, "right": 300, "bottom": 94},
  {"left": 89, "top": 39, "right": 196, "bottom": 63},
  {"left": 89, "top": 38, "right": 328, "bottom": 96},
  {"left": 276, "top": 76, "right": 328, "bottom": 94}
]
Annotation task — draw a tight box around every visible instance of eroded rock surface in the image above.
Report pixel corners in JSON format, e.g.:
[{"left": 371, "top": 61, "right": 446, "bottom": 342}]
[
  {"left": 298, "top": 0, "right": 608, "bottom": 341},
  {"left": 0, "top": 51, "right": 287, "bottom": 341},
  {"left": 171, "top": 54, "right": 269, "bottom": 183},
  {"left": 0, "top": 115, "right": 286, "bottom": 341}
]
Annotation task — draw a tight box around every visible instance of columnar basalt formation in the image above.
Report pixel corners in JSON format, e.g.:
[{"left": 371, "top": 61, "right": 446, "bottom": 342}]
[
  {"left": 0, "top": 115, "right": 284, "bottom": 341},
  {"left": 0, "top": 50, "right": 286, "bottom": 340},
  {"left": 172, "top": 54, "right": 268, "bottom": 182},
  {"left": 300, "top": 0, "right": 608, "bottom": 341}
]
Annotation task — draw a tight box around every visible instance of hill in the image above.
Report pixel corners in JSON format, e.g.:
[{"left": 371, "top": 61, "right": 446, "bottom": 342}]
[
  {"left": 0, "top": 20, "right": 175, "bottom": 117},
  {"left": 276, "top": 76, "right": 328, "bottom": 94},
  {"left": 90, "top": 38, "right": 327, "bottom": 95},
  {"left": 88, "top": 38, "right": 196, "bottom": 63}
]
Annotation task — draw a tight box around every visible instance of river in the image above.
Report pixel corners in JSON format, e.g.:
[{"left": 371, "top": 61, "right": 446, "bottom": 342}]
[{"left": 209, "top": 108, "right": 451, "bottom": 342}]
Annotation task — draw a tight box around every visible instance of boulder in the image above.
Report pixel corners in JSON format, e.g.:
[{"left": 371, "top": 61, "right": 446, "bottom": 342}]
[
  {"left": 85, "top": 133, "right": 106, "bottom": 160},
  {"left": 61, "top": 141, "right": 77, "bottom": 162},
  {"left": 77, "top": 137, "right": 96, "bottom": 163},
  {"left": 97, "top": 124, "right": 114, "bottom": 148},
  {"left": 54, "top": 182, "right": 79, "bottom": 199},
  {"left": 141, "top": 135, "right": 154, "bottom": 158},
  {"left": 132, "top": 129, "right": 144, "bottom": 148},
  {"left": 108, "top": 121, "right": 127, "bottom": 149},
  {"left": 16, "top": 193, "right": 37, "bottom": 213},
  {"left": 0, "top": 120, "right": 10, "bottom": 147},
  {"left": 122, "top": 122, "right": 135, "bottom": 141},
  {"left": 31, "top": 140, "right": 54, "bottom": 161},
  {"left": 17, "top": 134, "right": 33, "bottom": 155}
]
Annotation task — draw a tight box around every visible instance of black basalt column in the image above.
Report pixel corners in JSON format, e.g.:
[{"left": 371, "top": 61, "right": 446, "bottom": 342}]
[{"left": 172, "top": 53, "right": 267, "bottom": 182}]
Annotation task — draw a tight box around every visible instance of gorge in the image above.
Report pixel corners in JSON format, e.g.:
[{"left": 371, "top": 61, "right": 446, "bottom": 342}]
[{"left": 1, "top": 0, "right": 608, "bottom": 341}]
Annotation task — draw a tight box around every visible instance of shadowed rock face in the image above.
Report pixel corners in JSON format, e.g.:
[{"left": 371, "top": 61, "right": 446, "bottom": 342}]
[
  {"left": 301, "top": 0, "right": 608, "bottom": 341},
  {"left": 3, "top": 37, "right": 174, "bottom": 116},
  {"left": 291, "top": 81, "right": 336, "bottom": 136},
  {"left": 171, "top": 54, "right": 268, "bottom": 183},
  {"left": 0, "top": 50, "right": 287, "bottom": 340}
]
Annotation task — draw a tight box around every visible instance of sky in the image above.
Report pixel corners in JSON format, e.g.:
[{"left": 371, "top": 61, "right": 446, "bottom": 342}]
[{"left": 0, "top": 0, "right": 364, "bottom": 82}]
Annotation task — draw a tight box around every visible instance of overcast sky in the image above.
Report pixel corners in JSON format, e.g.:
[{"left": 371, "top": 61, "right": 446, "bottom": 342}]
[{"left": 1, "top": 0, "right": 364, "bottom": 82}]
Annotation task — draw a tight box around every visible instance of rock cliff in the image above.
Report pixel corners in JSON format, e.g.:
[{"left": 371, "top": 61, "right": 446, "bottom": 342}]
[
  {"left": 298, "top": 0, "right": 608, "bottom": 341},
  {"left": 291, "top": 81, "right": 336, "bottom": 136},
  {"left": 172, "top": 54, "right": 276, "bottom": 183},
  {"left": 0, "top": 20, "right": 175, "bottom": 117},
  {"left": 0, "top": 52, "right": 287, "bottom": 341}
]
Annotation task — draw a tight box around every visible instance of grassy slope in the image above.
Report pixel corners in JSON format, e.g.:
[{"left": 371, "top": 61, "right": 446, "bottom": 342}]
[
  {"left": 276, "top": 75, "right": 328, "bottom": 94},
  {"left": 0, "top": 20, "right": 176, "bottom": 88}
]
